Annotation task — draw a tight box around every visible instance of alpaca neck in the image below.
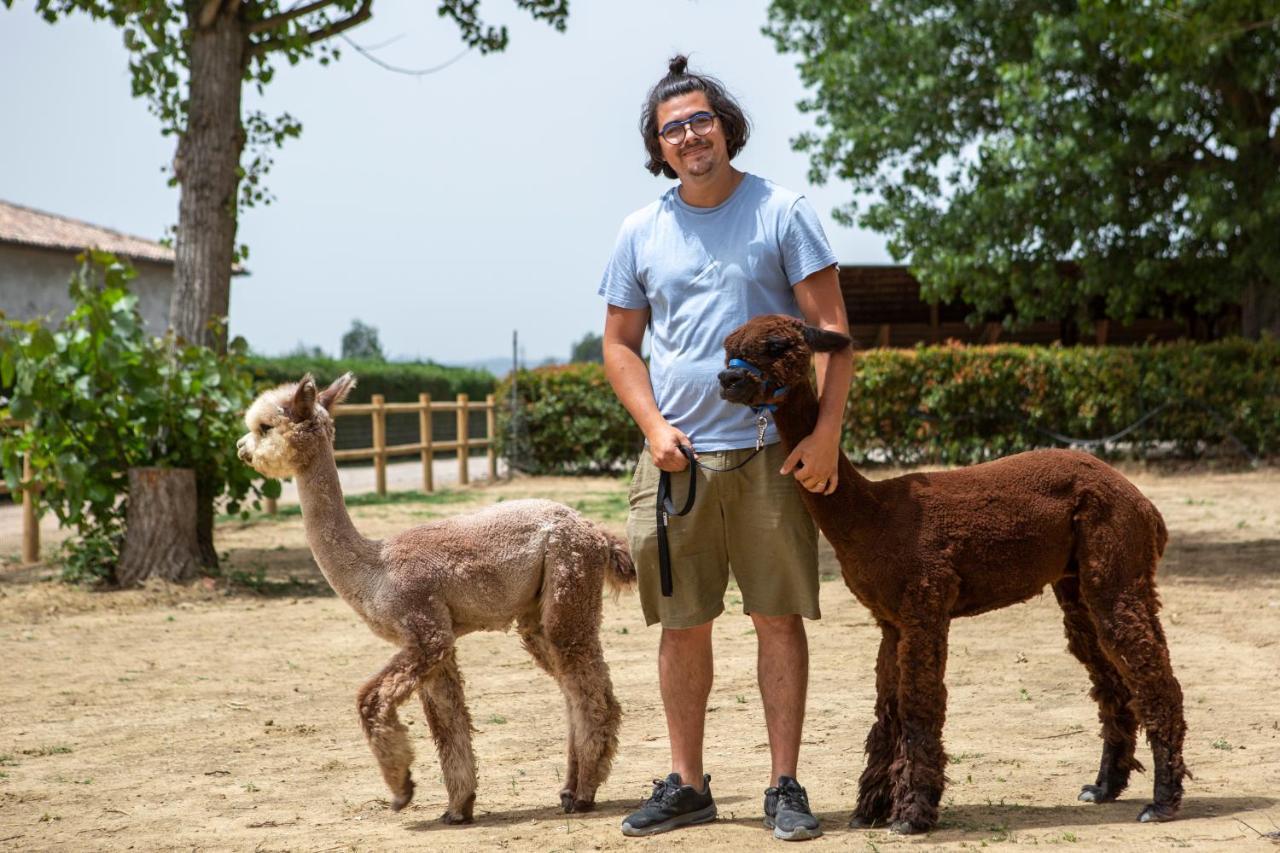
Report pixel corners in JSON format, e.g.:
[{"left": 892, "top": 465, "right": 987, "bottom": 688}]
[
  {"left": 770, "top": 380, "right": 881, "bottom": 549},
  {"left": 295, "top": 451, "right": 383, "bottom": 611}
]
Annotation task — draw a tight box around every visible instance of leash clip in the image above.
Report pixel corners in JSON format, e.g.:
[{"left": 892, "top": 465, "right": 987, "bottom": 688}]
[{"left": 755, "top": 413, "right": 768, "bottom": 451}]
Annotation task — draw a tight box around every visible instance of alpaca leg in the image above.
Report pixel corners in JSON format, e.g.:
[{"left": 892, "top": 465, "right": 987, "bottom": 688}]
[
  {"left": 549, "top": 638, "right": 622, "bottom": 811},
  {"left": 850, "top": 621, "right": 900, "bottom": 828},
  {"left": 356, "top": 647, "right": 438, "bottom": 812},
  {"left": 888, "top": 619, "right": 952, "bottom": 835},
  {"left": 537, "top": 529, "right": 622, "bottom": 811},
  {"left": 518, "top": 619, "right": 580, "bottom": 811},
  {"left": 1082, "top": 583, "right": 1187, "bottom": 823},
  {"left": 1053, "top": 576, "right": 1141, "bottom": 803},
  {"left": 418, "top": 647, "right": 479, "bottom": 824}
]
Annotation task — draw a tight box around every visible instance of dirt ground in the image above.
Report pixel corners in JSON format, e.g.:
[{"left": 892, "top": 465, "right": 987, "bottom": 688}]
[{"left": 1, "top": 465, "right": 1278, "bottom": 852}]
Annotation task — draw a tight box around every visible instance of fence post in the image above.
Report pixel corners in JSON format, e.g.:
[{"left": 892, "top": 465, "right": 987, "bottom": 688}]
[
  {"left": 22, "top": 451, "right": 38, "bottom": 565},
  {"left": 419, "top": 393, "right": 434, "bottom": 493},
  {"left": 485, "top": 393, "right": 497, "bottom": 482},
  {"left": 456, "top": 393, "right": 470, "bottom": 486},
  {"left": 372, "top": 394, "right": 387, "bottom": 497}
]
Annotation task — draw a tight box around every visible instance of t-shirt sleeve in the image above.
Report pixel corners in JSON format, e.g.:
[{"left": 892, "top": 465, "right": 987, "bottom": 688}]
[
  {"left": 597, "top": 220, "right": 648, "bottom": 309},
  {"left": 780, "top": 196, "right": 838, "bottom": 286}
]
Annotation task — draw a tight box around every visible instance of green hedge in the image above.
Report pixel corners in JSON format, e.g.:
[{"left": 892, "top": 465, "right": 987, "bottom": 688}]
[
  {"left": 247, "top": 356, "right": 497, "bottom": 452},
  {"left": 847, "top": 339, "right": 1279, "bottom": 464},
  {"left": 495, "top": 340, "right": 1279, "bottom": 472},
  {"left": 497, "top": 363, "right": 642, "bottom": 474}
]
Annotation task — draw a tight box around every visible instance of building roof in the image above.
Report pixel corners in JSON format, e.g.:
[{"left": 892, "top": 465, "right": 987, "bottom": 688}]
[{"left": 0, "top": 199, "right": 175, "bottom": 265}]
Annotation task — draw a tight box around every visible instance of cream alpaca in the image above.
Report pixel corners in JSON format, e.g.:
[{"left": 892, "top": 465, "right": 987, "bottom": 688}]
[{"left": 236, "top": 374, "right": 635, "bottom": 822}]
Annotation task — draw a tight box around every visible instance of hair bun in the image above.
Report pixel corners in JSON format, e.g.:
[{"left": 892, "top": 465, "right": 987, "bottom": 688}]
[{"left": 668, "top": 54, "right": 688, "bottom": 76}]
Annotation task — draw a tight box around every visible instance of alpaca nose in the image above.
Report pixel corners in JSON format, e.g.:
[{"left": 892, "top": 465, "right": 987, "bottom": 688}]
[{"left": 717, "top": 368, "right": 745, "bottom": 388}]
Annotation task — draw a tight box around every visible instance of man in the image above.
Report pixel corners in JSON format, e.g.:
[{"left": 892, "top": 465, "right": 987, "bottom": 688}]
[{"left": 599, "top": 55, "right": 852, "bottom": 841}]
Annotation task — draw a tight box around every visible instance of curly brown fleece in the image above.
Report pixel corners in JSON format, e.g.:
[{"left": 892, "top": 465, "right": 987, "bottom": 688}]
[
  {"left": 236, "top": 374, "right": 635, "bottom": 823},
  {"left": 720, "top": 315, "right": 1187, "bottom": 835}
]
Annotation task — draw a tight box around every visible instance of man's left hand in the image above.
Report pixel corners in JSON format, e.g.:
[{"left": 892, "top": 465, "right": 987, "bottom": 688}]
[{"left": 780, "top": 431, "right": 840, "bottom": 495}]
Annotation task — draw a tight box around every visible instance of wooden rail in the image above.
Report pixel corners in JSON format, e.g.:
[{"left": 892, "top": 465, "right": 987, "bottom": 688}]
[
  {"left": 327, "top": 392, "right": 498, "bottom": 498},
  {"left": 0, "top": 418, "right": 39, "bottom": 565}
]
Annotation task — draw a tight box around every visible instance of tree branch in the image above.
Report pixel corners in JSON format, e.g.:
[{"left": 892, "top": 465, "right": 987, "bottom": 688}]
[
  {"left": 197, "top": 0, "right": 222, "bottom": 28},
  {"left": 339, "top": 32, "right": 472, "bottom": 76},
  {"left": 248, "top": 0, "right": 371, "bottom": 57},
  {"left": 247, "top": 0, "right": 339, "bottom": 35}
]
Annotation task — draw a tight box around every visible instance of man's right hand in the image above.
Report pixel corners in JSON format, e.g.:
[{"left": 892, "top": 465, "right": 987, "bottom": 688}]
[{"left": 646, "top": 423, "right": 695, "bottom": 472}]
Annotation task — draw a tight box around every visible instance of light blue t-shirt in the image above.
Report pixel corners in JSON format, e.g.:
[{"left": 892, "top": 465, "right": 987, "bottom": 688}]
[{"left": 598, "top": 173, "right": 837, "bottom": 451}]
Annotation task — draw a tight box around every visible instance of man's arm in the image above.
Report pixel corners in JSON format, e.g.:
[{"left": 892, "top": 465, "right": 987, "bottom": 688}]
[
  {"left": 603, "top": 303, "right": 694, "bottom": 472},
  {"left": 780, "top": 264, "right": 851, "bottom": 494}
]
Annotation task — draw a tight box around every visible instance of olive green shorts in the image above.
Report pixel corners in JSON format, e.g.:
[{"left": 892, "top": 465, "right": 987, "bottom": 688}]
[{"left": 626, "top": 442, "right": 820, "bottom": 629}]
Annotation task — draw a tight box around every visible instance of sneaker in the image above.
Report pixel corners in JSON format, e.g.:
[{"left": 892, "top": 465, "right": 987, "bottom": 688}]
[
  {"left": 621, "top": 773, "right": 717, "bottom": 837},
  {"left": 763, "top": 775, "right": 822, "bottom": 841}
]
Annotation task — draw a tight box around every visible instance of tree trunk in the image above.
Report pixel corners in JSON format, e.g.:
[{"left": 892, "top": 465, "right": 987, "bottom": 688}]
[
  {"left": 1241, "top": 279, "right": 1280, "bottom": 340},
  {"left": 169, "top": 4, "right": 246, "bottom": 352},
  {"left": 169, "top": 5, "right": 248, "bottom": 570},
  {"left": 117, "top": 467, "right": 203, "bottom": 587}
]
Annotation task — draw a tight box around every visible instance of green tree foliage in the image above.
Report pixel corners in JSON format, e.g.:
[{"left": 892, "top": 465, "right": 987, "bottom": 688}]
[
  {"left": 767, "top": 2, "right": 1280, "bottom": 337},
  {"left": 340, "top": 319, "right": 385, "bottom": 361},
  {"left": 0, "top": 253, "right": 277, "bottom": 583},
  {"left": 569, "top": 331, "right": 603, "bottom": 364}
]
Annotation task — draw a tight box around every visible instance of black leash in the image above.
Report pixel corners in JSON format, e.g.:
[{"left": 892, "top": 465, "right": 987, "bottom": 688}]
[{"left": 656, "top": 415, "right": 770, "bottom": 597}]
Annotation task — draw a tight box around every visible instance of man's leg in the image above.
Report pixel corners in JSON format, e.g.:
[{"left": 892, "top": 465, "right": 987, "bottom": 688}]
[
  {"left": 659, "top": 619, "right": 714, "bottom": 789},
  {"left": 752, "top": 612, "right": 808, "bottom": 785}
]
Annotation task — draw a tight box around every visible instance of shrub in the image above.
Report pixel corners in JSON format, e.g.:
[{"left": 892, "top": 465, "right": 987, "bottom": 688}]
[
  {"left": 490, "top": 341, "right": 1278, "bottom": 472},
  {"left": 0, "top": 253, "right": 276, "bottom": 583},
  {"left": 497, "top": 363, "right": 641, "bottom": 474},
  {"left": 844, "top": 340, "right": 1280, "bottom": 464},
  {"left": 247, "top": 355, "right": 498, "bottom": 453}
]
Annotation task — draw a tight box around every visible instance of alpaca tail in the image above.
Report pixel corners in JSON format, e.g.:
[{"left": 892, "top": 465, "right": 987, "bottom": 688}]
[
  {"left": 600, "top": 529, "right": 637, "bottom": 599},
  {"left": 1153, "top": 506, "right": 1169, "bottom": 559}
]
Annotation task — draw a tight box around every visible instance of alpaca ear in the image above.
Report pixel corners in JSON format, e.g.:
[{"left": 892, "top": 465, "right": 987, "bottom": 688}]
[
  {"left": 318, "top": 372, "right": 356, "bottom": 413},
  {"left": 763, "top": 335, "right": 792, "bottom": 357},
  {"left": 802, "top": 325, "right": 852, "bottom": 353},
  {"left": 291, "top": 374, "right": 317, "bottom": 421}
]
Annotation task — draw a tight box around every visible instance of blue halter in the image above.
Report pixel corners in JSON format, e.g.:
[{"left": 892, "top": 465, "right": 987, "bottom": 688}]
[{"left": 727, "top": 357, "right": 788, "bottom": 413}]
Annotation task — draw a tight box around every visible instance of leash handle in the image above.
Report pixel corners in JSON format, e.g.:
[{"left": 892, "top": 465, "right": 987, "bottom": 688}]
[{"left": 656, "top": 445, "right": 698, "bottom": 597}]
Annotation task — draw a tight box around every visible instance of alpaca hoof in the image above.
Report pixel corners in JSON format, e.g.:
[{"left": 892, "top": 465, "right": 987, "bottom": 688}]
[
  {"left": 390, "top": 778, "right": 415, "bottom": 812},
  {"left": 440, "top": 810, "right": 474, "bottom": 825},
  {"left": 1137, "top": 803, "right": 1176, "bottom": 823},
  {"left": 890, "top": 819, "right": 930, "bottom": 835},
  {"left": 571, "top": 799, "right": 596, "bottom": 814},
  {"left": 849, "top": 814, "right": 888, "bottom": 829},
  {"left": 1078, "top": 784, "right": 1115, "bottom": 804},
  {"left": 560, "top": 790, "right": 575, "bottom": 813}
]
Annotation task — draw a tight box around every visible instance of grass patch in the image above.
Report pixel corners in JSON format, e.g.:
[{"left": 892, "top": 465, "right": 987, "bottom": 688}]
[
  {"left": 571, "top": 494, "right": 629, "bottom": 523},
  {"left": 20, "top": 745, "right": 72, "bottom": 757}
]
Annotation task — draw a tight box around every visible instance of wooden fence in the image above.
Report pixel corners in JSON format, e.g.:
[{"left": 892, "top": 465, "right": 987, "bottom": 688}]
[
  {"left": 3, "top": 393, "right": 500, "bottom": 550},
  {"left": 332, "top": 392, "right": 498, "bottom": 495},
  {"left": 0, "top": 419, "right": 39, "bottom": 565}
]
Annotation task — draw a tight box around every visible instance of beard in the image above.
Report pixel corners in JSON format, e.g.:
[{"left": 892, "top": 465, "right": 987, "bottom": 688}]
[{"left": 680, "top": 143, "right": 715, "bottom": 176}]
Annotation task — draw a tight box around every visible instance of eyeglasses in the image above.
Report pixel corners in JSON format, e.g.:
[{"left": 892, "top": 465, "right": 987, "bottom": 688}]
[{"left": 658, "top": 112, "right": 717, "bottom": 145}]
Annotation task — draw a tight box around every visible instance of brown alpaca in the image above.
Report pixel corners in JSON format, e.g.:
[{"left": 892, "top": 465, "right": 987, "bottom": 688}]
[
  {"left": 719, "top": 315, "right": 1187, "bottom": 835},
  {"left": 235, "top": 373, "right": 636, "bottom": 822}
]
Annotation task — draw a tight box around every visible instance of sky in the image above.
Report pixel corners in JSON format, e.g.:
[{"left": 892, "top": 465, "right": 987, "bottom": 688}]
[{"left": 0, "top": 1, "right": 891, "bottom": 368}]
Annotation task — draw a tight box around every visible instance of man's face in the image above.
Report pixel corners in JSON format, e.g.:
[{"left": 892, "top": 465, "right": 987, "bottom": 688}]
[{"left": 655, "top": 91, "right": 726, "bottom": 181}]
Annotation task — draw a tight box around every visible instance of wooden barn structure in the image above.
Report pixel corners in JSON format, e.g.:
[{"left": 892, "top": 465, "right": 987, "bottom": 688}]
[{"left": 839, "top": 265, "right": 1236, "bottom": 348}]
